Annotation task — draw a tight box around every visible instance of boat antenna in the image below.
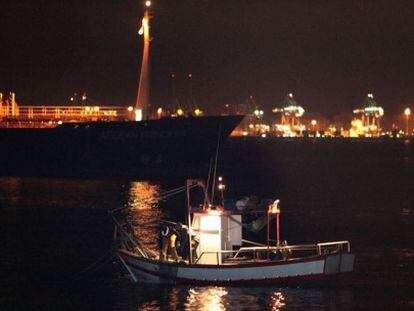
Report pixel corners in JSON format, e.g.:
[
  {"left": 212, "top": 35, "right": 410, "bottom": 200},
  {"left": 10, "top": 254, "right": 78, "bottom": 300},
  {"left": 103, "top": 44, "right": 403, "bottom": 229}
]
[
  {"left": 210, "top": 122, "right": 222, "bottom": 204},
  {"left": 135, "top": 1, "right": 152, "bottom": 121}
]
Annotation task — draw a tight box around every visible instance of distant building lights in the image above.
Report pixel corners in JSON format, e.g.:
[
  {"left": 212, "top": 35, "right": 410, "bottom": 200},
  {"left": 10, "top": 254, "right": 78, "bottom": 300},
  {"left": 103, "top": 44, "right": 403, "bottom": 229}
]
[
  {"left": 127, "top": 106, "right": 134, "bottom": 112},
  {"left": 177, "top": 108, "right": 184, "bottom": 116},
  {"left": 145, "top": 0, "right": 151, "bottom": 7},
  {"left": 57, "top": 120, "right": 63, "bottom": 125},
  {"left": 311, "top": 120, "right": 317, "bottom": 126},
  {"left": 405, "top": 108, "right": 411, "bottom": 116}
]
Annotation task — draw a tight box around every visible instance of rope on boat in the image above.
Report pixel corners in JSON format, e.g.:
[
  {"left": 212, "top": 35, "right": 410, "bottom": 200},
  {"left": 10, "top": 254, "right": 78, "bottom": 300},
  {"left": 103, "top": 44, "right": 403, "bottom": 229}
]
[{"left": 210, "top": 123, "right": 222, "bottom": 204}]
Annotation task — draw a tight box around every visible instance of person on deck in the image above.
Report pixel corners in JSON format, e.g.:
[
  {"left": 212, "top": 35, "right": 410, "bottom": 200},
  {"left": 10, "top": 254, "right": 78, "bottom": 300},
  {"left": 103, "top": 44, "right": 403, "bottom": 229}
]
[
  {"left": 169, "top": 229, "right": 180, "bottom": 262},
  {"left": 159, "top": 225, "right": 170, "bottom": 261},
  {"left": 176, "top": 222, "right": 189, "bottom": 261}
]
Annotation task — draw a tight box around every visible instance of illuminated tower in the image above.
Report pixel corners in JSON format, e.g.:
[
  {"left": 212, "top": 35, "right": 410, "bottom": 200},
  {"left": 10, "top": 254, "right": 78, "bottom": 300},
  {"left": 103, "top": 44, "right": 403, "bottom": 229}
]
[{"left": 135, "top": 1, "right": 152, "bottom": 121}]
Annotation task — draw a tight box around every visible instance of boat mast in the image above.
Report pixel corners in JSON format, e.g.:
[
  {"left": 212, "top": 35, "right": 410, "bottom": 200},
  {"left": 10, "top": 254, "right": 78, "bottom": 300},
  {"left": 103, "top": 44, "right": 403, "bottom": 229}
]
[{"left": 135, "top": 1, "right": 151, "bottom": 121}]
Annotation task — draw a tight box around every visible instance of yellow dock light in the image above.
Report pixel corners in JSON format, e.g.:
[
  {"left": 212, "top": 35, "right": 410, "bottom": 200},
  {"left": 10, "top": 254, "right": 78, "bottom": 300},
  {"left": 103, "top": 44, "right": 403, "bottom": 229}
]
[
  {"left": 194, "top": 108, "right": 202, "bottom": 116},
  {"left": 177, "top": 108, "right": 184, "bottom": 116}
]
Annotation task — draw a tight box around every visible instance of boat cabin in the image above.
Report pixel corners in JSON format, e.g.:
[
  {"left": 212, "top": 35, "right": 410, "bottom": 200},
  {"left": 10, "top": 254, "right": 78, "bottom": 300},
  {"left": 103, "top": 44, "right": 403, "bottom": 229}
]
[{"left": 191, "top": 211, "right": 242, "bottom": 264}]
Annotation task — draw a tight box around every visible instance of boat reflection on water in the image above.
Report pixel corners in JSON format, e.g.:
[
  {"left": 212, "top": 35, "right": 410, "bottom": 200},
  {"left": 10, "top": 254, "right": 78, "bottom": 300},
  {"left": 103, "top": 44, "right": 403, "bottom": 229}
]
[{"left": 127, "top": 181, "right": 163, "bottom": 252}]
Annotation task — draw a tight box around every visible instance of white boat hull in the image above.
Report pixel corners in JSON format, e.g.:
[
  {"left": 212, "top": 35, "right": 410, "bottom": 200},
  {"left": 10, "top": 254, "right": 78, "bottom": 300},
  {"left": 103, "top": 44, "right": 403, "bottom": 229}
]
[{"left": 117, "top": 249, "right": 355, "bottom": 286}]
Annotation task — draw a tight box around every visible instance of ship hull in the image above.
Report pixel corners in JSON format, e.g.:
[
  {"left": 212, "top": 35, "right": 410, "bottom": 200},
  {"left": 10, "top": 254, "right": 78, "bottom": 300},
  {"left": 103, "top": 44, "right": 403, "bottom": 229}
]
[
  {"left": 0, "top": 116, "right": 243, "bottom": 177},
  {"left": 117, "top": 249, "right": 355, "bottom": 286}
]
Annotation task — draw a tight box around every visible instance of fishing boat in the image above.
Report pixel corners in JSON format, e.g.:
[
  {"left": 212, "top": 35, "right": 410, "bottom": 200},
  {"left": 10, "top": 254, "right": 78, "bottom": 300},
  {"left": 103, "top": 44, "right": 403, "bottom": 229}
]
[{"left": 113, "top": 180, "right": 355, "bottom": 286}]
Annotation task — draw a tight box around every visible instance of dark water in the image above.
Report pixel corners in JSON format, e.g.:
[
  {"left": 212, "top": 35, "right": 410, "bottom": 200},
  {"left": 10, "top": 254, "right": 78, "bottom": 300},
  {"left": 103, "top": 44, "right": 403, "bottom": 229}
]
[{"left": 1, "top": 138, "right": 414, "bottom": 310}]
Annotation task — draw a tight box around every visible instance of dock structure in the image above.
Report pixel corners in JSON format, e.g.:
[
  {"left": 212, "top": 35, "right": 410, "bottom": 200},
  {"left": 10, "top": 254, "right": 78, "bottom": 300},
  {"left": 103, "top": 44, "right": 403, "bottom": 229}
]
[
  {"left": 272, "top": 93, "right": 306, "bottom": 137},
  {"left": 0, "top": 92, "right": 134, "bottom": 128},
  {"left": 350, "top": 93, "right": 384, "bottom": 137}
]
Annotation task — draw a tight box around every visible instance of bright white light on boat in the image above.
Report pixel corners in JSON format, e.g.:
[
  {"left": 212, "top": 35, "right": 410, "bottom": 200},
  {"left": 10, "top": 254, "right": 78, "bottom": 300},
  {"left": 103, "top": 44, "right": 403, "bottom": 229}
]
[
  {"left": 269, "top": 199, "right": 280, "bottom": 214},
  {"left": 208, "top": 210, "right": 221, "bottom": 216},
  {"left": 135, "top": 109, "right": 143, "bottom": 121}
]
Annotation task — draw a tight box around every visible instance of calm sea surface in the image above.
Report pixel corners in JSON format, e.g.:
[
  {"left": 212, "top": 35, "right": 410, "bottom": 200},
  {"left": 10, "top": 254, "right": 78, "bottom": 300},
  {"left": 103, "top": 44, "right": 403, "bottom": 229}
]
[{"left": 1, "top": 138, "right": 414, "bottom": 310}]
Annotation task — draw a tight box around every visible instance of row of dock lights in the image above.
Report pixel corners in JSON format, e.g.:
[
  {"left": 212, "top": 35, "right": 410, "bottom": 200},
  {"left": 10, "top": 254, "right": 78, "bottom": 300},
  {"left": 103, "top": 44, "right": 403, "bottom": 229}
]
[{"left": 237, "top": 93, "right": 414, "bottom": 138}]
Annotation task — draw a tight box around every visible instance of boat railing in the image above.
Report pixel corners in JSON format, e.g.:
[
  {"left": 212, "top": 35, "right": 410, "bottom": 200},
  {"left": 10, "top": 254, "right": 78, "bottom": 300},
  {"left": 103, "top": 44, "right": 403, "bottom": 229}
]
[
  {"left": 317, "top": 240, "right": 351, "bottom": 255},
  {"left": 194, "top": 240, "right": 351, "bottom": 265}
]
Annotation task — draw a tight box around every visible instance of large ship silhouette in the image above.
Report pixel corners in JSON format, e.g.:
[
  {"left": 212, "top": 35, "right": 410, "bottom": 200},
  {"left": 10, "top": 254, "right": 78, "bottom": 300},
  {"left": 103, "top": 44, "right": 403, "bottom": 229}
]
[{"left": 0, "top": 2, "right": 243, "bottom": 177}]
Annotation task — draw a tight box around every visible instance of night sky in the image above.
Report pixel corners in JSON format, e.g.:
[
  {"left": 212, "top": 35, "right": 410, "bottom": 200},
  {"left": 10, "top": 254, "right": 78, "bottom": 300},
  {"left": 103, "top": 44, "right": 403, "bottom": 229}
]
[{"left": 2, "top": 0, "right": 414, "bottom": 120}]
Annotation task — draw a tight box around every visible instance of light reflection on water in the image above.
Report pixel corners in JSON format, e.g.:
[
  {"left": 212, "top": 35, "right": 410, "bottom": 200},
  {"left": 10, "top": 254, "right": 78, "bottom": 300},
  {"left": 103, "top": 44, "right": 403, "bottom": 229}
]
[
  {"left": 127, "top": 181, "right": 164, "bottom": 252},
  {"left": 185, "top": 287, "right": 228, "bottom": 311},
  {"left": 270, "top": 291, "right": 286, "bottom": 310}
]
